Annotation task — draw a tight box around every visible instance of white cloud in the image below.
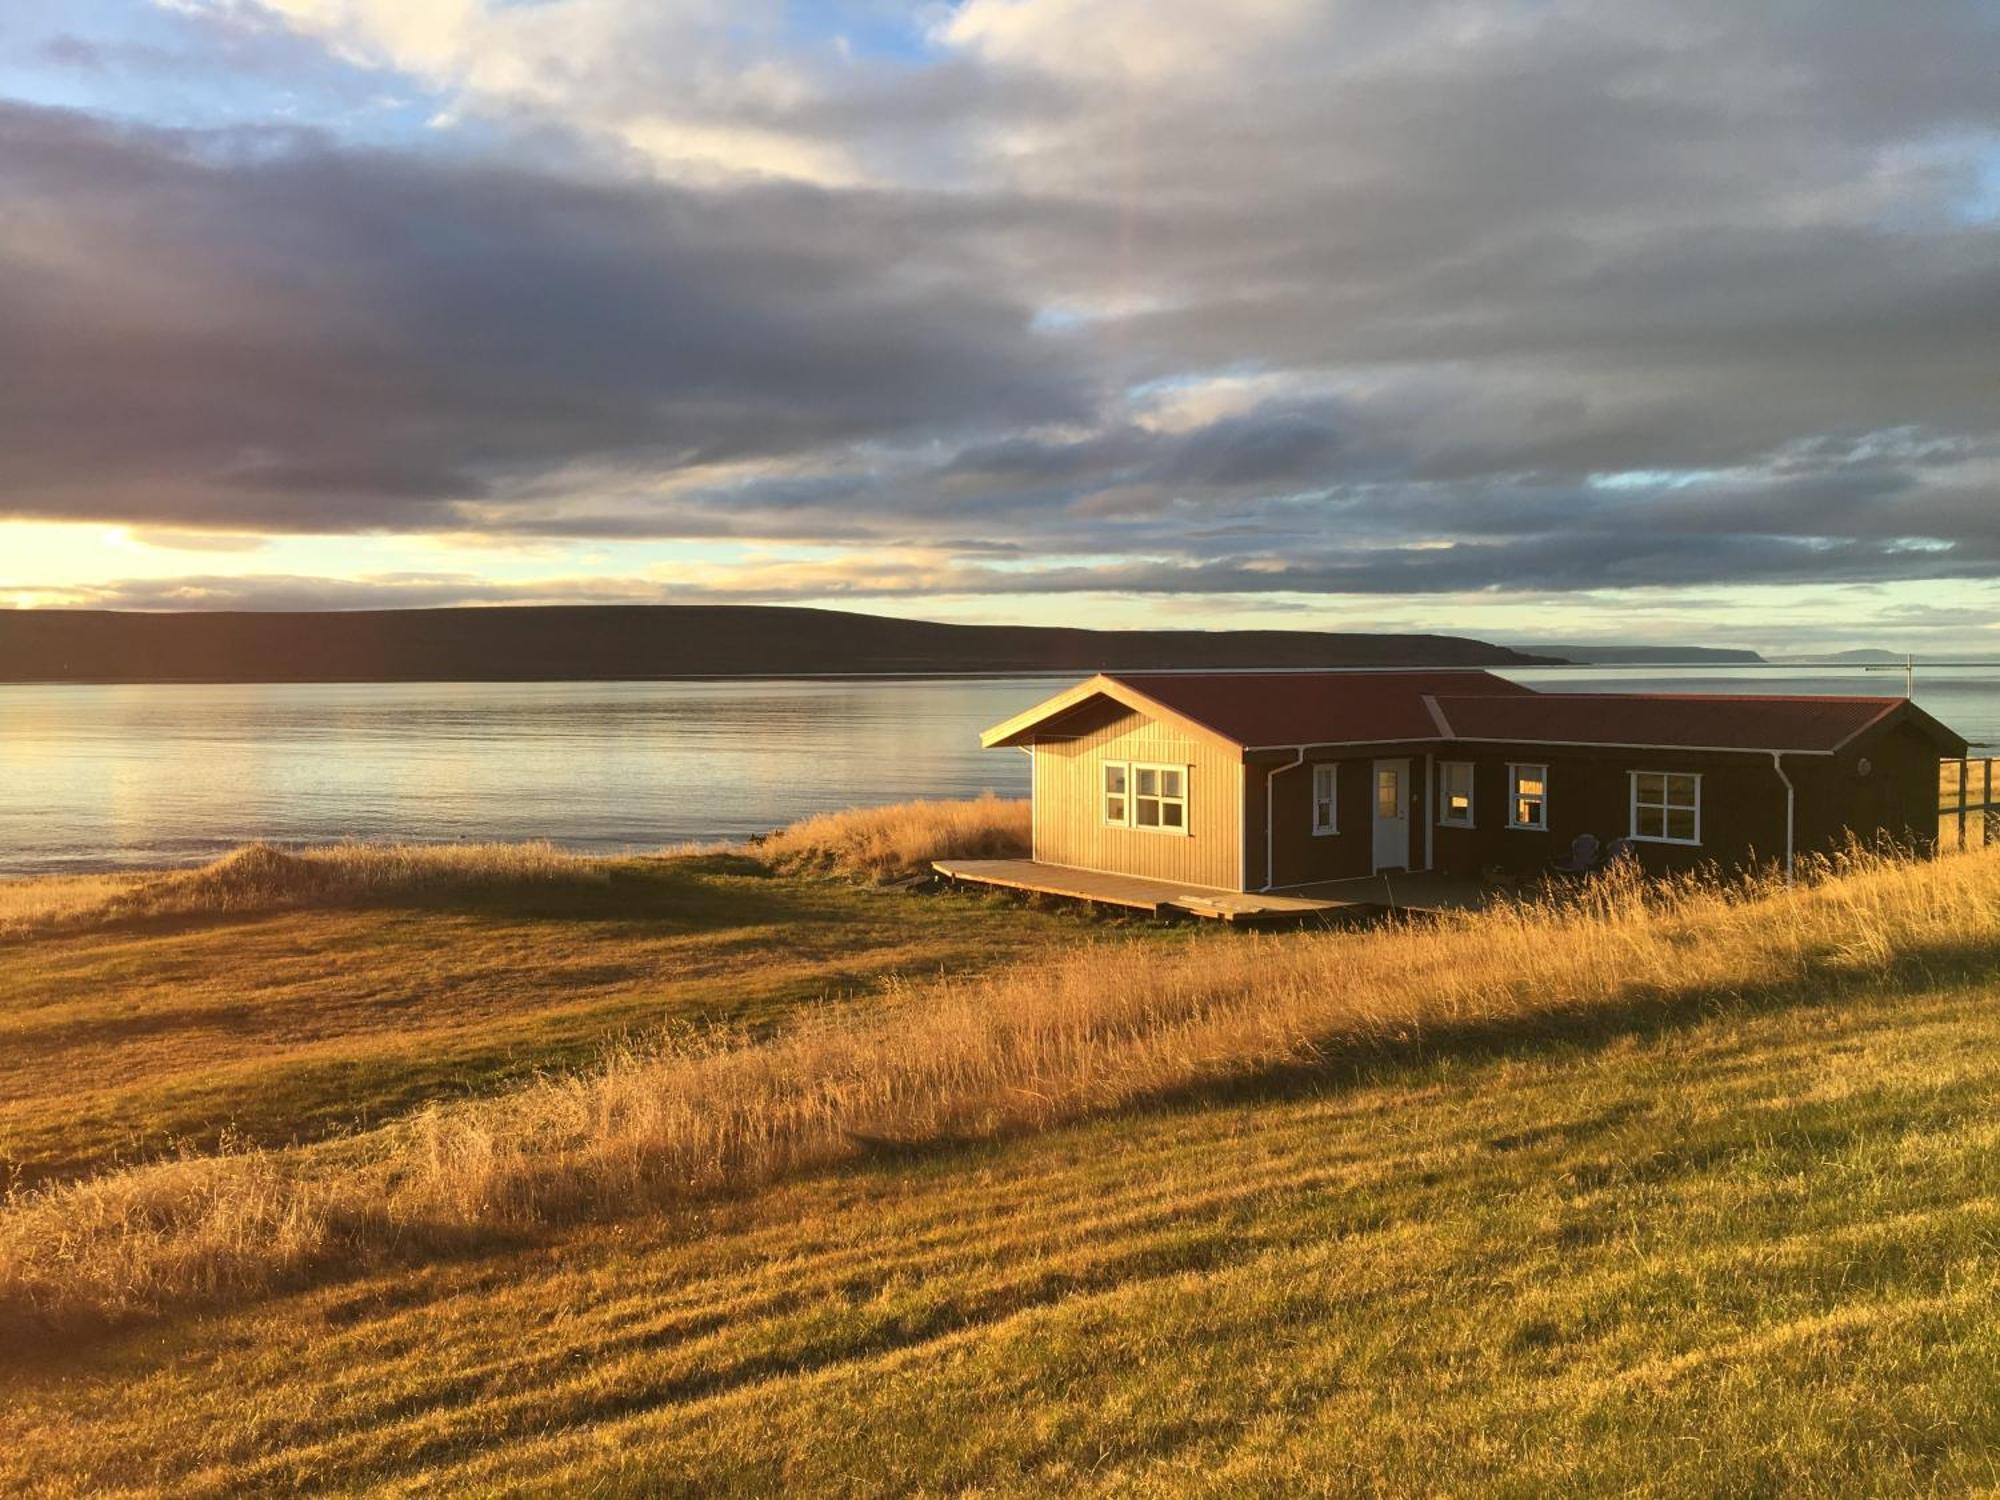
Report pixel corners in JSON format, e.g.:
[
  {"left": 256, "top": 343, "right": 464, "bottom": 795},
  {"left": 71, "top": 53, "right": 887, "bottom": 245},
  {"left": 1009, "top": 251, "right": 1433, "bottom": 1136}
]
[
  {"left": 181, "top": 0, "right": 864, "bottom": 184},
  {"left": 939, "top": 0, "right": 1314, "bottom": 84}
]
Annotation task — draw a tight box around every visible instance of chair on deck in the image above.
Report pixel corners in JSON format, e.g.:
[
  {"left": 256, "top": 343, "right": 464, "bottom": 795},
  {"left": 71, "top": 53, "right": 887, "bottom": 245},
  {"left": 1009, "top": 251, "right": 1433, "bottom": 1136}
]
[{"left": 1550, "top": 833, "right": 1601, "bottom": 875}]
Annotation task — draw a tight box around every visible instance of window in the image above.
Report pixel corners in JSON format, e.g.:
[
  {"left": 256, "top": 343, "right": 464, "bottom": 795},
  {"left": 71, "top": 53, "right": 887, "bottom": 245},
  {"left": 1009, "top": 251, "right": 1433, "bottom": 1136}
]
[
  {"left": 1508, "top": 763, "right": 1548, "bottom": 830},
  {"left": 1132, "top": 764, "right": 1187, "bottom": 832},
  {"left": 1103, "top": 761, "right": 1188, "bottom": 832},
  {"left": 1439, "top": 761, "right": 1474, "bottom": 827},
  {"left": 1375, "top": 766, "right": 1403, "bottom": 819},
  {"left": 1631, "top": 771, "right": 1701, "bottom": 845},
  {"left": 1102, "top": 763, "right": 1128, "bottom": 825},
  {"left": 1311, "top": 764, "right": 1338, "bottom": 835}
]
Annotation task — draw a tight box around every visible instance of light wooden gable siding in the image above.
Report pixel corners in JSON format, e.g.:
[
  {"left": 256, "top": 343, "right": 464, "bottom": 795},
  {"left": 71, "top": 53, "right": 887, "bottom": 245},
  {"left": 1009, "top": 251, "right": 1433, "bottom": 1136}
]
[{"left": 1029, "top": 706, "right": 1246, "bottom": 890}]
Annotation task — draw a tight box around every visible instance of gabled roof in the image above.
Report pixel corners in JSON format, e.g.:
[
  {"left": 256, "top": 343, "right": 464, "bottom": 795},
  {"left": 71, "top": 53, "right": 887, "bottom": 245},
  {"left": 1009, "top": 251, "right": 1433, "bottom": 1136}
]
[
  {"left": 979, "top": 669, "right": 1534, "bottom": 750},
  {"left": 980, "top": 671, "right": 1970, "bottom": 758},
  {"left": 1428, "top": 693, "right": 1967, "bottom": 756}
]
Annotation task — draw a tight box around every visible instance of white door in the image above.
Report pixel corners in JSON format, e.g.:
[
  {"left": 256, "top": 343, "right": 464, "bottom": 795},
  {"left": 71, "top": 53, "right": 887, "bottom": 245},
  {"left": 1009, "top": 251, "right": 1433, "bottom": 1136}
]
[{"left": 1372, "top": 759, "right": 1410, "bottom": 872}]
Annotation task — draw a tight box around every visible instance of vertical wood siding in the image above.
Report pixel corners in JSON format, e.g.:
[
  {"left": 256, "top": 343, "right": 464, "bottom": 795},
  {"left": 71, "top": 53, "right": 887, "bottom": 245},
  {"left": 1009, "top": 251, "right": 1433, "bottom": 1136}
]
[
  {"left": 1257, "top": 748, "right": 1432, "bottom": 889},
  {"left": 1425, "top": 727, "right": 1946, "bottom": 879},
  {"left": 1031, "top": 709, "right": 1245, "bottom": 889}
]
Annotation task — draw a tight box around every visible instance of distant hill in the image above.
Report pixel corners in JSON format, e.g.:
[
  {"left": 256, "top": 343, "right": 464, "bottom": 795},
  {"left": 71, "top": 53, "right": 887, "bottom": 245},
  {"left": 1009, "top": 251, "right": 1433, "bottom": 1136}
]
[
  {"left": 1771, "top": 649, "right": 1905, "bottom": 664},
  {"left": 1516, "top": 643, "right": 1766, "bottom": 665},
  {"left": 0, "top": 605, "right": 1560, "bottom": 684}
]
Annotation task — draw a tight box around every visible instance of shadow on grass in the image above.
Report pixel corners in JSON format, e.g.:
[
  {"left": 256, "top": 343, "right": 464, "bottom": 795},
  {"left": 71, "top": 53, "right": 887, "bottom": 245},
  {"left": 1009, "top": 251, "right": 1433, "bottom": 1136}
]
[
  {"left": 845, "top": 934, "right": 2000, "bottom": 1163},
  {"left": 0, "top": 854, "right": 834, "bottom": 945},
  {"left": 0, "top": 1209, "right": 549, "bottom": 1376},
  {"left": 11, "top": 932, "right": 1999, "bottom": 1366}
]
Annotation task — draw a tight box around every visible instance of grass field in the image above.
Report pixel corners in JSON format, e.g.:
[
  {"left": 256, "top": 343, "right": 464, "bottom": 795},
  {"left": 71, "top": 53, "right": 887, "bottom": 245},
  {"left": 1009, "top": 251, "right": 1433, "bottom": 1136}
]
[
  {"left": 0, "top": 802, "right": 1057, "bottom": 1187},
  {"left": 0, "top": 858, "right": 1094, "bottom": 1189},
  {"left": 4, "top": 818, "right": 2000, "bottom": 1495}
]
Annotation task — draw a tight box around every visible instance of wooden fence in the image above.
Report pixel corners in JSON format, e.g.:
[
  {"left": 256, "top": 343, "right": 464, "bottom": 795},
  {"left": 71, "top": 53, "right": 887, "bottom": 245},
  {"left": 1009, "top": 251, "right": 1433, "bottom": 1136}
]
[{"left": 1940, "top": 758, "right": 1999, "bottom": 853}]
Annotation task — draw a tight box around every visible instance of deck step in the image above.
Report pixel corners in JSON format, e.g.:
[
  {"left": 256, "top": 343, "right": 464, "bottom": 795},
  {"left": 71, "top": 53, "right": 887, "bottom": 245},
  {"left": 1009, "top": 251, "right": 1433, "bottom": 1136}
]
[{"left": 1166, "top": 894, "right": 1278, "bottom": 919}]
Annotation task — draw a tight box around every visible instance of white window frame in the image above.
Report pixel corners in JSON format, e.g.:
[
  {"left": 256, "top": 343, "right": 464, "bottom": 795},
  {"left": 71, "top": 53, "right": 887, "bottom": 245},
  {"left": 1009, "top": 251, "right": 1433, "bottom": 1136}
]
[
  {"left": 1374, "top": 763, "right": 1405, "bottom": 822},
  {"left": 1130, "top": 762, "right": 1190, "bottom": 836},
  {"left": 1103, "top": 760, "right": 1190, "bottom": 835},
  {"left": 1438, "top": 761, "right": 1475, "bottom": 828},
  {"left": 1101, "top": 761, "right": 1129, "bottom": 827},
  {"left": 1629, "top": 770, "right": 1702, "bottom": 846},
  {"left": 1311, "top": 763, "right": 1339, "bottom": 836},
  {"left": 1507, "top": 762, "right": 1548, "bottom": 831}
]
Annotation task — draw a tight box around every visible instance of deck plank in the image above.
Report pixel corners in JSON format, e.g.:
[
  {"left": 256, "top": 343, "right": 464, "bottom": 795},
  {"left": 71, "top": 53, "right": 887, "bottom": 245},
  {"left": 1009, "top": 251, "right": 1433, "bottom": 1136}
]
[{"left": 931, "top": 859, "right": 1483, "bottom": 921}]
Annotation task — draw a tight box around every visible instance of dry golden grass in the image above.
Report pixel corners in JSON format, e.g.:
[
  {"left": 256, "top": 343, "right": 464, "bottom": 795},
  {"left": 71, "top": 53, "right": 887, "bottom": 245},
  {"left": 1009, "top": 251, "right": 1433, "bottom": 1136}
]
[
  {"left": 756, "top": 794, "right": 1029, "bottom": 881},
  {"left": 0, "top": 796, "right": 1027, "bottom": 942},
  {"left": 4, "top": 844, "right": 1994, "bottom": 1338},
  {"left": 0, "top": 865, "right": 1081, "bottom": 1191},
  {"left": 0, "top": 802, "right": 1084, "bottom": 1185},
  {"left": 15, "top": 971, "right": 2000, "bottom": 1496},
  {"left": 0, "top": 840, "right": 600, "bottom": 939},
  {"left": 0, "top": 870, "right": 145, "bottom": 936}
]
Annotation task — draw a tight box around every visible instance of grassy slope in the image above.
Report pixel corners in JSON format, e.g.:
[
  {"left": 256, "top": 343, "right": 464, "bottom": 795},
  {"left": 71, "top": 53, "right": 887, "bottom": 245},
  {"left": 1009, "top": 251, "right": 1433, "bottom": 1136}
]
[
  {"left": 9, "top": 968, "right": 2000, "bottom": 1496},
  {"left": 6, "top": 831, "right": 2000, "bottom": 1495},
  {"left": 0, "top": 854, "right": 1095, "bottom": 1186}
]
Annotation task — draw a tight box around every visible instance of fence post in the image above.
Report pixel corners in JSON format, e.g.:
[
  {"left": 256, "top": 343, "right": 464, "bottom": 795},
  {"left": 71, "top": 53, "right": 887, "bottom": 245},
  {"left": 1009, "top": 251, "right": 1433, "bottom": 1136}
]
[
  {"left": 1959, "top": 759, "right": 1970, "bottom": 852},
  {"left": 1986, "top": 758, "right": 1995, "bottom": 850},
  {"left": 1939, "top": 760, "right": 1953, "bottom": 854}
]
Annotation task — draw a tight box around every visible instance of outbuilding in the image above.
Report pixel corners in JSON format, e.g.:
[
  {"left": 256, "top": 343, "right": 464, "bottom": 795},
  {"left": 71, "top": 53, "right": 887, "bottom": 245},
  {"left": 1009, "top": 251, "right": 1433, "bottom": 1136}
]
[{"left": 970, "top": 670, "right": 1966, "bottom": 898}]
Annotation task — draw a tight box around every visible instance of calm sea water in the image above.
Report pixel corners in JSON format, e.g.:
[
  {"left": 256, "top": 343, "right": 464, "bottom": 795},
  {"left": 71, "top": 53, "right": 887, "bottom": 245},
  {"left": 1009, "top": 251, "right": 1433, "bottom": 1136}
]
[{"left": 2, "top": 668, "right": 1995, "bottom": 874}]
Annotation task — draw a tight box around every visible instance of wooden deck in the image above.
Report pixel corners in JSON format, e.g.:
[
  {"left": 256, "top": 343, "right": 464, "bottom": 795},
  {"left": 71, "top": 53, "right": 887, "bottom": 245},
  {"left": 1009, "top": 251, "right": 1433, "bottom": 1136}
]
[{"left": 931, "top": 859, "right": 1484, "bottom": 923}]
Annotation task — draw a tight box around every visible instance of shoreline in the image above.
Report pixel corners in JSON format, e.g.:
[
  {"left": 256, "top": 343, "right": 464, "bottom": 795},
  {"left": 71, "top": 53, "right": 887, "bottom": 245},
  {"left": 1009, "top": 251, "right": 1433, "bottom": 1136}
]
[{"left": 6, "top": 660, "right": 2000, "bottom": 687}]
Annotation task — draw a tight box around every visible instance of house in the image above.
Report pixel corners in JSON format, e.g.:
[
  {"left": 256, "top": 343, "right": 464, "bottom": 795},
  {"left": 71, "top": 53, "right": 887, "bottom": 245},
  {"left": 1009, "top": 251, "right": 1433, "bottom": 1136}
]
[{"left": 974, "top": 670, "right": 1967, "bottom": 895}]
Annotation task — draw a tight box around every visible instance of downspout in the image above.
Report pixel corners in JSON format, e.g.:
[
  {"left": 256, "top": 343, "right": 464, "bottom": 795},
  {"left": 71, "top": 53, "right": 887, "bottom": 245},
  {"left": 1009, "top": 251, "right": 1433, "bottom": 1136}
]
[
  {"left": 1263, "top": 749, "right": 1306, "bottom": 892},
  {"left": 1770, "top": 750, "right": 1795, "bottom": 883},
  {"left": 1422, "top": 751, "right": 1435, "bottom": 873},
  {"left": 1015, "top": 745, "right": 1036, "bottom": 863},
  {"left": 1237, "top": 758, "right": 1248, "bottom": 892}
]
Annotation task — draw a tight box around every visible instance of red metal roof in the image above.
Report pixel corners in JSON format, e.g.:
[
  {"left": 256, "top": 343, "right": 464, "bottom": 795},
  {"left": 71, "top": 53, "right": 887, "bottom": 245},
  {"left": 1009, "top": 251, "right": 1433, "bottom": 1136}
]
[
  {"left": 1104, "top": 670, "right": 1535, "bottom": 747},
  {"left": 1428, "top": 693, "right": 1920, "bottom": 753},
  {"left": 986, "top": 672, "right": 1965, "bottom": 756}
]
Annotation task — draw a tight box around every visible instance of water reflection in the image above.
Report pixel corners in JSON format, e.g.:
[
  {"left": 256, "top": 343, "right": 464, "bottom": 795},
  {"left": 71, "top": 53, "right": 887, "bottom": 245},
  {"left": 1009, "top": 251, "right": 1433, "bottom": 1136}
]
[
  {"left": 0, "top": 678, "right": 1056, "bottom": 872},
  {"left": 1, "top": 669, "right": 1993, "bottom": 873}
]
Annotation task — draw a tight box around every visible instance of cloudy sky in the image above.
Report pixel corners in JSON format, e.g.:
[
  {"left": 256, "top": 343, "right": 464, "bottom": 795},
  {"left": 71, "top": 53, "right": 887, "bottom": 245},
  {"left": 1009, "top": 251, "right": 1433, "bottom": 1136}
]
[{"left": 3, "top": 1, "right": 1998, "bottom": 651}]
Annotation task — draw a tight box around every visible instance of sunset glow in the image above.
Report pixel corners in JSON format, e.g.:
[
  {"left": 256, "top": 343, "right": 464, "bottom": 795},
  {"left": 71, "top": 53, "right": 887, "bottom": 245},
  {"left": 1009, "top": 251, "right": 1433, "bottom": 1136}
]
[{"left": 3, "top": 2, "right": 1998, "bottom": 651}]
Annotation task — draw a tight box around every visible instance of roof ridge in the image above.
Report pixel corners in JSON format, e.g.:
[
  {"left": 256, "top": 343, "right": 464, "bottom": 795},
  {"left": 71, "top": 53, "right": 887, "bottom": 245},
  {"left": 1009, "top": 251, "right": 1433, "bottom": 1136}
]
[
  {"left": 1104, "top": 667, "right": 1512, "bottom": 678},
  {"left": 1828, "top": 697, "right": 1908, "bottom": 753},
  {"left": 1443, "top": 691, "right": 1903, "bottom": 705}
]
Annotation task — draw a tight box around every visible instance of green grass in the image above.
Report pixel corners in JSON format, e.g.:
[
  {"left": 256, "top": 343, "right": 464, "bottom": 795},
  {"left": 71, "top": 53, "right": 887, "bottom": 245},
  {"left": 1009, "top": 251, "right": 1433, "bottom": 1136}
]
[
  {"left": 7, "top": 838, "right": 2000, "bottom": 1494},
  {"left": 9, "top": 964, "right": 2000, "bottom": 1493},
  {"left": 0, "top": 854, "right": 1121, "bottom": 1186}
]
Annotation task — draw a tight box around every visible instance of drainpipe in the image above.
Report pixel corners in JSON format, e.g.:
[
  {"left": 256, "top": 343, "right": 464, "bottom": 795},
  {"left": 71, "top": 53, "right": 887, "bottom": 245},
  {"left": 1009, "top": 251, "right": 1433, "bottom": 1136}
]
[
  {"left": 1770, "top": 751, "right": 1795, "bottom": 883},
  {"left": 1263, "top": 749, "right": 1306, "bottom": 892},
  {"left": 1020, "top": 745, "right": 1035, "bottom": 862}
]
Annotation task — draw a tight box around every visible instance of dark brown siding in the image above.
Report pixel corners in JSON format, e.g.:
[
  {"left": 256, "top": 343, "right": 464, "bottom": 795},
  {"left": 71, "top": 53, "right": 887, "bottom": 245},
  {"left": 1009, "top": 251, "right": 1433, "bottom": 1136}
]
[
  {"left": 1786, "top": 721, "right": 1942, "bottom": 856},
  {"left": 1426, "top": 749, "right": 1790, "bottom": 878},
  {"left": 1247, "top": 745, "right": 1435, "bottom": 889},
  {"left": 1425, "top": 724, "right": 1946, "bottom": 878}
]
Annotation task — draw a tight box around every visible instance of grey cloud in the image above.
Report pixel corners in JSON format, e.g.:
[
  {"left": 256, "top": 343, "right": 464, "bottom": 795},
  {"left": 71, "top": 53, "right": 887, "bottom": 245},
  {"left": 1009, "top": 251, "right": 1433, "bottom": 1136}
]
[
  {"left": 0, "top": 103, "right": 1091, "bottom": 531},
  {"left": 6, "top": 0, "right": 2000, "bottom": 604},
  {"left": 40, "top": 35, "right": 105, "bottom": 70},
  {"left": 43, "top": 529, "right": 2000, "bottom": 619}
]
